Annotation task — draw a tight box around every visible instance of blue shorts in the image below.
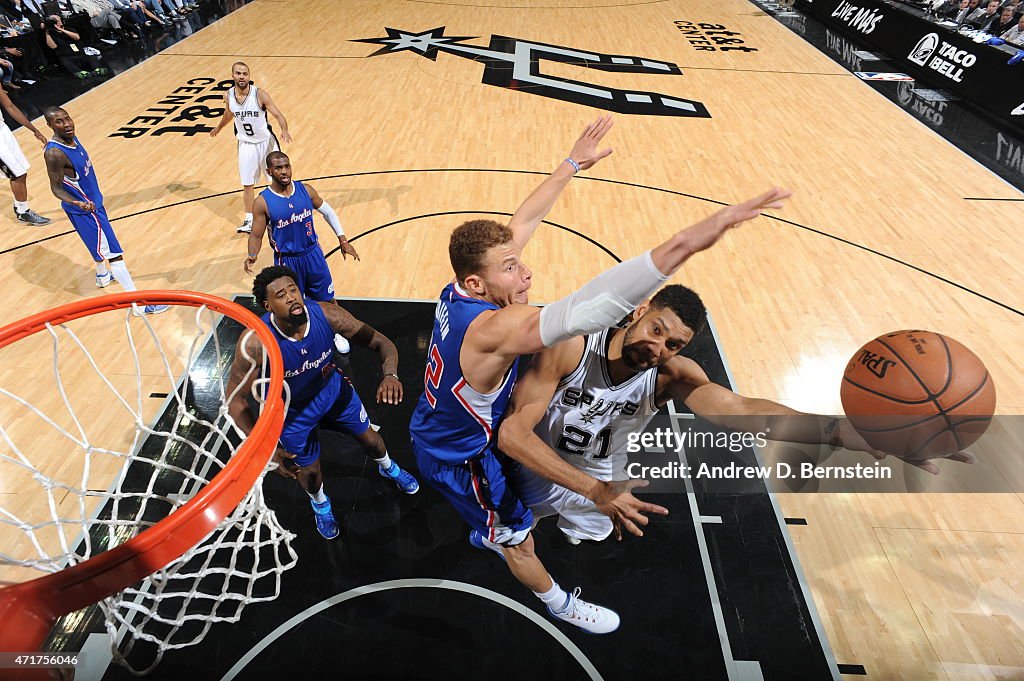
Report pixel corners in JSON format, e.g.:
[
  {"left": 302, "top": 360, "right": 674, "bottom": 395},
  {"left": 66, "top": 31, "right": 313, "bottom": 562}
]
[
  {"left": 413, "top": 443, "right": 533, "bottom": 546},
  {"left": 275, "top": 245, "right": 334, "bottom": 302},
  {"left": 67, "top": 206, "right": 123, "bottom": 262},
  {"left": 280, "top": 373, "right": 370, "bottom": 468}
]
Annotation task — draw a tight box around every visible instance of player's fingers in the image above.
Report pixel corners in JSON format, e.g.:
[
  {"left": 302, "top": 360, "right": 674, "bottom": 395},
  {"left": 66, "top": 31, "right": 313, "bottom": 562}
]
[
  {"left": 619, "top": 515, "right": 643, "bottom": 538},
  {"left": 626, "top": 509, "right": 650, "bottom": 527},
  {"left": 636, "top": 501, "right": 669, "bottom": 516},
  {"left": 948, "top": 451, "right": 975, "bottom": 464},
  {"left": 625, "top": 478, "right": 650, "bottom": 492}
]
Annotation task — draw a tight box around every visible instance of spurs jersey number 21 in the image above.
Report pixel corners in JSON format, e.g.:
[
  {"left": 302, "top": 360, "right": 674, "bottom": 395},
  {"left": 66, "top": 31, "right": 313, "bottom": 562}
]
[
  {"left": 230, "top": 86, "right": 271, "bottom": 143},
  {"left": 539, "top": 328, "right": 660, "bottom": 481}
]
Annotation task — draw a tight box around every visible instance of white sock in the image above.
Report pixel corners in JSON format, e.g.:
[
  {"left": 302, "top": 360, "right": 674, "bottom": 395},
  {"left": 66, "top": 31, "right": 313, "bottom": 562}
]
[
  {"left": 96, "top": 262, "right": 109, "bottom": 276},
  {"left": 244, "top": 212, "right": 253, "bottom": 222},
  {"left": 307, "top": 484, "right": 327, "bottom": 504},
  {"left": 14, "top": 200, "right": 28, "bottom": 213},
  {"left": 375, "top": 453, "right": 393, "bottom": 470},
  {"left": 534, "top": 580, "right": 569, "bottom": 612},
  {"left": 108, "top": 260, "right": 136, "bottom": 291}
]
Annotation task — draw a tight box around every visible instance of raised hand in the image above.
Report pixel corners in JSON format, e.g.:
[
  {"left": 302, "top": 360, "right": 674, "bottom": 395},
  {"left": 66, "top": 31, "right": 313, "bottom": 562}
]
[
  {"left": 567, "top": 115, "right": 614, "bottom": 171},
  {"left": 680, "top": 187, "right": 791, "bottom": 256}
]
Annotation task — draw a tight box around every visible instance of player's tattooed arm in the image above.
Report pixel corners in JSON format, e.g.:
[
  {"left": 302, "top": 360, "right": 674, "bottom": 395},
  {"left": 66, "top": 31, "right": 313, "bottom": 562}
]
[
  {"left": 44, "top": 147, "right": 93, "bottom": 211},
  {"left": 209, "top": 92, "right": 233, "bottom": 137},
  {"left": 244, "top": 195, "right": 270, "bottom": 273},
  {"left": 259, "top": 89, "right": 292, "bottom": 144},
  {"left": 499, "top": 337, "right": 668, "bottom": 540},
  {"left": 507, "top": 115, "right": 613, "bottom": 251},
  {"left": 318, "top": 302, "right": 403, "bottom": 404}
]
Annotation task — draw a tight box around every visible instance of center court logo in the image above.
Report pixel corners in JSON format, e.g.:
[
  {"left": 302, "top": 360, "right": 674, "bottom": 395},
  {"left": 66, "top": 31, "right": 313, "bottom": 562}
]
[
  {"left": 908, "top": 33, "right": 939, "bottom": 66},
  {"left": 354, "top": 27, "right": 710, "bottom": 118}
]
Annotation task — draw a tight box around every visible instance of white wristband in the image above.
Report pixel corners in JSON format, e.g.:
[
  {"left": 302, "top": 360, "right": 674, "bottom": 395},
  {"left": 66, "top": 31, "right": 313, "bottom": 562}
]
[{"left": 316, "top": 200, "right": 345, "bottom": 237}]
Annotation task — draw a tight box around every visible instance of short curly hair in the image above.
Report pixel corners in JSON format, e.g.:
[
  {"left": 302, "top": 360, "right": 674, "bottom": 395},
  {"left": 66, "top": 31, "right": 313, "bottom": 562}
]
[
  {"left": 253, "top": 265, "right": 300, "bottom": 307},
  {"left": 648, "top": 285, "right": 707, "bottom": 337},
  {"left": 449, "top": 219, "right": 513, "bottom": 282}
]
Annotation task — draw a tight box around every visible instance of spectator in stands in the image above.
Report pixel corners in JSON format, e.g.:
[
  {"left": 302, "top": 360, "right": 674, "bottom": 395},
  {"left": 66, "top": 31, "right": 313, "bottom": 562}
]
[
  {"left": 0, "top": 54, "right": 19, "bottom": 88},
  {"left": 991, "top": 4, "right": 1017, "bottom": 32},
  {"left": 940, "top": 0, "right": 973, "bottom": 22},
  {"left": 43, "top": 14, "right": 106, "bottom": 77},
  {"left": 68, "top": 0, "right": 135, "bottom": 41},
  {"left": 113, "top": 0, "right": 165, "bottom": 28},
  {"left": 968, "top": 0, "right": 1001, "bottom": 28},
  {"left": 1001, "top": 12, "right": 1024, "bottom": 42},
  {"left": 0, "top": 0, "right": 49, "bottom": 23}
]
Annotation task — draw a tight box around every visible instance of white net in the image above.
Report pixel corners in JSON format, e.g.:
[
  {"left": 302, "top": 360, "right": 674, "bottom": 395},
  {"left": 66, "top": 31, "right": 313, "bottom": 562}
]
[{"left": 0, "top": 298, "right": 297, "bottom": 674}]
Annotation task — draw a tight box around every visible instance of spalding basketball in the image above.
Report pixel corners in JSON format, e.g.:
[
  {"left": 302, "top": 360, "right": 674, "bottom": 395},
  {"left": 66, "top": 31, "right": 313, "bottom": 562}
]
[{"left": 840, "top": 330, "right": 995, "bottom": 460}]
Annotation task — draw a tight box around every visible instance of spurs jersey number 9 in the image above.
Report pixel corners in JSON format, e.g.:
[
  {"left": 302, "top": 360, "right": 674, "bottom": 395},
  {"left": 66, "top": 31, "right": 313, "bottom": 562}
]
[{"left": 230, "top": 86, "right": 272, "bottom": 143}]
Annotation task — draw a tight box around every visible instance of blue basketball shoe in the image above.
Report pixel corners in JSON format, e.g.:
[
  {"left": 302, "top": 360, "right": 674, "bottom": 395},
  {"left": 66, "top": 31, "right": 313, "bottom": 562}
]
[
  {"left": 378, "top": 461, "right": 419, "bottom": 495},
  {"left": 310, "top": 498, "right": 340, "bottom": 540}
]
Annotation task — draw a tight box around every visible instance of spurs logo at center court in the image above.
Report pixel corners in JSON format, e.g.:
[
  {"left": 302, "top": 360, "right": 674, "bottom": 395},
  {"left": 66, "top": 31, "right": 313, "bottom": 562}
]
[{"left": 354, "top": 27, "right": 710, "bottom": 118}]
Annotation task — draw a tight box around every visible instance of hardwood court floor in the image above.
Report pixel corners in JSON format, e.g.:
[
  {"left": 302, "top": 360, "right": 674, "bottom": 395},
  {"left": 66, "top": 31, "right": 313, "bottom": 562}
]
[{"left": 1, "top": 0, "right": 1023, "bottom": 678}]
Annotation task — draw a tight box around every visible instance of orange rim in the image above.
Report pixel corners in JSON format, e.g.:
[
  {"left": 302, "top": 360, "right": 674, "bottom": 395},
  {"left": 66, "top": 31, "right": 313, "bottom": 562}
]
[{"left": 0, "top": 291, "right": 285, "bottom": 658}]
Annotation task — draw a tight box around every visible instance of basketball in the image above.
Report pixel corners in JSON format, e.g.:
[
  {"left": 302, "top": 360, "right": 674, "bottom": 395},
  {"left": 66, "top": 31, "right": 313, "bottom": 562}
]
[{"left": 840, "top": 330, "right": 996, "bottom": 460}]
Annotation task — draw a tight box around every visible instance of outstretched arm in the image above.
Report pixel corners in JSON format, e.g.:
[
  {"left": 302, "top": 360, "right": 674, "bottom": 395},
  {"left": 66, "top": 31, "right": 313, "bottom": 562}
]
[
  {"left": 672, "top": 359, "right": 971, "bottom": 475},
  {"left": 498, "top": 337, "right": 669, "bottom": 539},
  {"left": 508, "top": 116, "right": 614, "bottom": 251},
  {"left": 318, "top": 302, "right": 402, "bottom": 405},
  {"left": 472, "top": 187, "right": 792, "bottom": 360},
  {"left": 259, "top": 89, "right": 291, "bottom": 144},
  {"left": 44, "top": 147, "right": 93, "bottom": 211},
  {"left": 244, "top": 194, "right": 269, "bottom": 274}
]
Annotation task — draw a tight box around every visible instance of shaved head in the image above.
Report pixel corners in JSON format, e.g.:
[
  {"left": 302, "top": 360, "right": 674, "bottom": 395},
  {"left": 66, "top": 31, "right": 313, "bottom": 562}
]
[{"left": 43, "top": 106, "right": 67, "bottom": 123}]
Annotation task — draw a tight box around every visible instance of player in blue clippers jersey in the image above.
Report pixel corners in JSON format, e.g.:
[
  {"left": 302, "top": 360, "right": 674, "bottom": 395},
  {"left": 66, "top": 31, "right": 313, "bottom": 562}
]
[
  {"left": 244, "top": 151, "right": 360, "bottom": 353},
  {"left": 410, "top": 116, "right": 792, "bottom": 634},
  {"left": 227, "top": 265, "right": 419, "bottom": 540},
  {"left": 42, "top": 107, "right": 167, "bottom": 314}
]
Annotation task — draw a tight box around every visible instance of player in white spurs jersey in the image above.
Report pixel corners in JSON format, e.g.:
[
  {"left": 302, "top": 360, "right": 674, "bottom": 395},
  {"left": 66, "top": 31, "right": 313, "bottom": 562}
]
[
  {"left": 0, "top": 88, "right": 51, "bottom": 225},
  {"left": 498, "top": 285, "right": 940, "bottom": 544},
  {"left": 210, "top": 62, "right": 292, "bottom": 234}
]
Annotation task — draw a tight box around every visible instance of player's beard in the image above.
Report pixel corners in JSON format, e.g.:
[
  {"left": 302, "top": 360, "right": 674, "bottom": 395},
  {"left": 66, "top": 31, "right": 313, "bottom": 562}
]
[
  {"left": 620, "top": 327, "right": 652, "bottom": 371},
  {"left": 289, "top": 307, "right": 308, "bottom": 325}
]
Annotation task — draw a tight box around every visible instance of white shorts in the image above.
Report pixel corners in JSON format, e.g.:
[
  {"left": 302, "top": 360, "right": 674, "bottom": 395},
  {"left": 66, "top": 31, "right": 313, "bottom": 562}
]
[
  {"left": 513, "top": 464, "right": 613, "bottom": 542},
  {"left": 0, "top": 125, "right": 30, "bottom": 179},
  {"left": 237, "top": 135, "right": 278, "bottom": 186}
]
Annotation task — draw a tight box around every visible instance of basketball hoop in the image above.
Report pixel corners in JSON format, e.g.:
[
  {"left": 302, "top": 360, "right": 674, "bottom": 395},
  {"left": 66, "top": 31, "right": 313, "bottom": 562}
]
[{"left": 0, "top": 291, "right": 296, "bottom": 678}]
